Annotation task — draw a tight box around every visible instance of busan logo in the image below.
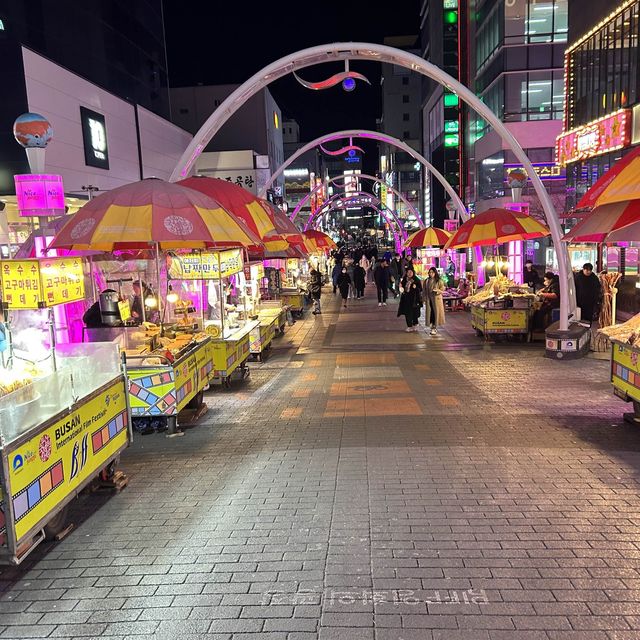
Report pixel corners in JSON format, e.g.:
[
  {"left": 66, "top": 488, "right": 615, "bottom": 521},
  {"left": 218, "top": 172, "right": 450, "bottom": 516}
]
[{"left": 12, "top": 455, "right": 24, "bottom": 473}]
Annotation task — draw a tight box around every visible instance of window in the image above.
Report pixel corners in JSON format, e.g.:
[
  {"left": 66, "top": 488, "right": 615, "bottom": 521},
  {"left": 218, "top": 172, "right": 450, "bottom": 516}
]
[
  {"left": 402, "top": 113, "right": 410, "bottom": 121},
  {"left": 402, "top": 95, "right": 410, "bottom": 103},
  {"left": 179, "top": 108, "right": 189, "bottom": 114},
  {"left": 402, "top": 77, "right": 409, "bottom": 85},
  {"left": 403, "top": 130, "right": 411, "bottom": 139}
]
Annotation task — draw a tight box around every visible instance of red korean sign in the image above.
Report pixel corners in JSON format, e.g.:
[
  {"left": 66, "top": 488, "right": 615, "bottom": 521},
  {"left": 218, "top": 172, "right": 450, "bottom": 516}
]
[{"left": 556, "top": 110, "right": 631, "bottom": 167}]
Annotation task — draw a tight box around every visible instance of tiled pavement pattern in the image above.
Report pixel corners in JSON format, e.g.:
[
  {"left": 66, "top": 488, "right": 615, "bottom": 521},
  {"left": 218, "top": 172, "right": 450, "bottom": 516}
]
[{"left": 2, "top": 288, "right": 640, "bottom": 639}]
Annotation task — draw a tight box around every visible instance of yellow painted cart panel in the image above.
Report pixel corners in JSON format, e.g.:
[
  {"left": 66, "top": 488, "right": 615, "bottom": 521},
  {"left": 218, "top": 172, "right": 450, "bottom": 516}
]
[
  {"left": 250, "top": 318, "right": 276, "bottom": 355},
  {"left": 611, "top": 340, "right": 640, "bottom": 404},
  {"left": 127, "top": 339, "right": 211, "bottom": 416},
  {"left": 210, "top": 323, "right": 254, "bottom": 382},
  {"left": 2, "top": 376, "right": 129, "bottom": 546},
  {"left": 471, "top": 306, "right": 530, "bottom": 335}
]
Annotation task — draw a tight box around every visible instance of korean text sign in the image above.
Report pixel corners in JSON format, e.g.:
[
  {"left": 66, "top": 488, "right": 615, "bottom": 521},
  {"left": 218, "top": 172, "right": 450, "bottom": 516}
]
[{"left": 167, "top": 250, "right": 243, "bottom": 280}]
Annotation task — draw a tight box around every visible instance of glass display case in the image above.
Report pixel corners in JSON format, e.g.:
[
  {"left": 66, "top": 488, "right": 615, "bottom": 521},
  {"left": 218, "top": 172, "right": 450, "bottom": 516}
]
[{"left": 0, "top": 342, "right": 122, "bottom": 446}]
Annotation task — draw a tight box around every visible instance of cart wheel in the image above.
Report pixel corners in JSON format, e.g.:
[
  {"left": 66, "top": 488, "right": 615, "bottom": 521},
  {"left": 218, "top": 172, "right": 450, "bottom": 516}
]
[
  {"left": 187, "top": 390, "right": 204, "bottom": 410},
  {"left": 44, "top": 505, "right": 70, "bottom": 540}
]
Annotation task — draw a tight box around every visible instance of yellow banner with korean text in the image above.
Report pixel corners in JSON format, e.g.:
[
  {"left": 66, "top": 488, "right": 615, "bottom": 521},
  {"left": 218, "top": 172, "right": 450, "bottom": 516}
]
[{"left": 167, "top": 249, "right": 243, "bottom": 281}]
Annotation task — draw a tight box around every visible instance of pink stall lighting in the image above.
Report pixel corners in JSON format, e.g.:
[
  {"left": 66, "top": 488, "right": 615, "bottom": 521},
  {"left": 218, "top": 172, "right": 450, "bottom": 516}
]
[{"left": 14, "top": 174, "right": 65, "bottom": 217}]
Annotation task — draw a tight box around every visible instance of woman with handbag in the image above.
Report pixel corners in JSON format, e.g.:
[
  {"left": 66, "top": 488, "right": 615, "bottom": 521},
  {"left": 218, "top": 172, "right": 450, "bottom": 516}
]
[{"left": 397, "top": 267, "right": 423, "bottom": 332}]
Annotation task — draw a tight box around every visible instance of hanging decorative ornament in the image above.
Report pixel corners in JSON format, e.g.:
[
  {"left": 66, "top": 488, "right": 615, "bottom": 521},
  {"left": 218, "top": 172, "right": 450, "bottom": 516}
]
[{"left": 293, "top": 59, "right": 371, "bottom": 92}]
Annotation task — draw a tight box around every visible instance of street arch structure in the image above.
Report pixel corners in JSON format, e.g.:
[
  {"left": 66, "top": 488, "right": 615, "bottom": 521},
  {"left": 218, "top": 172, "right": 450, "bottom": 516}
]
[
  {"left": 259, "top": 130, "right": 467, "bottom": 224},
  {"left": 292, "top": 173, "right": 422, "bottom": 228},
  {"left": 169, "top": 42, "right": 575, "bottom": 330},
  {"left": 306, "top": 190, "right": 408, "bottom": 239}
]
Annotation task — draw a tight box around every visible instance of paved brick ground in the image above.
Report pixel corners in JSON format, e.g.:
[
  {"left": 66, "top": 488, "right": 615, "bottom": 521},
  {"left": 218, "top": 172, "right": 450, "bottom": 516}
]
[{"left": 2, "top": 287, "right": 640, "bottom": 639}]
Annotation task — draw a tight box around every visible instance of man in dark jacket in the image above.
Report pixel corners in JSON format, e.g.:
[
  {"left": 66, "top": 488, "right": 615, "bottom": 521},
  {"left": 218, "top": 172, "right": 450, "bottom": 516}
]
[
  {"left": 574, "top": 263, "right": 601, "bottom": 324},
  {"left": 374, "top": 259, "right": 391, "bottom": 306},
  {"left": 309, "top": 267, "right": 322, "bottom": 314},
  {"left": 523, "top": 260, "right": 541, "bottom": 291},
  {"left": 353, "top": 264, "right": 366, "bottom": 299},
  {"left": 389, "top": 254, "right": 403, "bottom": 298}
]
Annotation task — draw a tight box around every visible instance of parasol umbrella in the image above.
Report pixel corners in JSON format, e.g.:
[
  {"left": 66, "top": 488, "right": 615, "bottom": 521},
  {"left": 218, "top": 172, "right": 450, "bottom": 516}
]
[
  {"left": 562, "top": 200, "right": 640, "bottom": 243},
  {"left": 404, "top": 226, "right": 451, "bottom": 248},
  {"left": 445, "top": 207, "right": 550, "bottom": 249},
  {"left": 303, "top": 230, "right": 337, "bottom": 251},
  {"left": 578, "top": 146, "right": 640, "bottom": 209},
  {"left": 177, "top": 176, "right": 288, "bottom": 252},
  {"left": 49, "top": 178, "right": 260, "bottom": 252}
]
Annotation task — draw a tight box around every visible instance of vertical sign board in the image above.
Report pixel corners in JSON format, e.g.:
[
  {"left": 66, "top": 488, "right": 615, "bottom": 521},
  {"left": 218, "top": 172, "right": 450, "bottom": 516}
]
[{"left": 80, "top": 107, "right": 109, "bottom": 170}]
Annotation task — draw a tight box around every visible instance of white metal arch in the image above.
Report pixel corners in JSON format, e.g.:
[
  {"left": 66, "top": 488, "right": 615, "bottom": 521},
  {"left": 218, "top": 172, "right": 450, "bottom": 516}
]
[
  {"left": 306, "top": 190, "right": 408, "bottom": 238},
  {"left": 311, "top": 201, "right": 404, "bottom": 251},
  {"left": 169, "top": 42, "right": 574, "bottom": 330},
  {"left": 291, "top": 172, "right": 422, "bottom": 227},
  {"left": 259, "top": 129, "right": 467, "bottom": 224}
]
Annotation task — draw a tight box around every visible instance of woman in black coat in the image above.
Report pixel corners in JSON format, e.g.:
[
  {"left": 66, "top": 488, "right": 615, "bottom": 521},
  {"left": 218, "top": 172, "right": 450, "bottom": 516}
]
[
  {"left": 336, "top": 267, "right": 352, "bottom": 309},
  {"left": 353, "top": 264, "right": 366, "bottom": 299},
  {"left": 397, "top": 268, "right": 423, "bottom": 332}
]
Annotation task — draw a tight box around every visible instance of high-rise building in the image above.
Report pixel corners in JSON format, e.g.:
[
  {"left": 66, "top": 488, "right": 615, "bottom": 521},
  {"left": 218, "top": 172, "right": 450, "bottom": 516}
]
[
  {"left": 559, "top": 0, "right": 640, "bottom": 212},
  {"left": 379, "top": 35, "right": 423, "bottom": 231},
  {"left": 0, "top": 1, "right": 171, "bottom": 191},
  {"left": 420, "top": 1, "right": 467, "bottom": 228}
]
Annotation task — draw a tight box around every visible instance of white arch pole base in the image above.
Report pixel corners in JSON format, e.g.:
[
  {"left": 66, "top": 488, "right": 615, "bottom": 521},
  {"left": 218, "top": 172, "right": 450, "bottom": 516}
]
[
  {"left": 260, "top": 130, "right": 467, "bottom": 224},
  {"left": 169, "top": 42, "right": 574, "bottom": 331}
]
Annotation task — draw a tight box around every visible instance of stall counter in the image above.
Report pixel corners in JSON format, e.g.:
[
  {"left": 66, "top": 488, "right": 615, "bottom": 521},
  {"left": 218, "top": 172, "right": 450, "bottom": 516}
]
[
  {"left": 250, "top": 316, "right": 277, "bottom": 360},
  {"left": 0, "top": 358, "right": 129, "bottom": 565},
  {"left": 470, "top": 303, "right": 531, "bottom": 340},
  {"left": 126, "top": 337, "right": 212, "bottom": 423},
  {"left": 210, "top": 320, "right": 257, "bottom": 386}
]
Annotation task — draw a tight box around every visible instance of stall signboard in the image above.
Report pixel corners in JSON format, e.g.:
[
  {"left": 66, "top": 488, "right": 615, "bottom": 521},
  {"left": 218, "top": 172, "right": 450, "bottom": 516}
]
[
  {"left": 118, "top": 300, "right": 131, "bottom": 322},
  {"left": 168, "top": 250, "right": 243, "bottom": 280},
  {"left": 6, "top": 378, "right": 128, "bottom": 542},
  {"left": 40, "top": 257, "right": 84, "bottom": 307},
  {"left": 14, "top": 174, "right": 65, "bottom": 217},
  {"left": 556, "top": 109, "right": 631, "bottom": 166},
  {"left": 0, "top": 258, "right": 84, "bottom": 309},
  {"left": 0, "top": 260, "right": 43, "bottom": 309}
]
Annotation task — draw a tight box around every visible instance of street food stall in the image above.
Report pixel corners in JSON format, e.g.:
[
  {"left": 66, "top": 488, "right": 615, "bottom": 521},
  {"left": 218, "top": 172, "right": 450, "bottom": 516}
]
[
  {"left": 0, "top": 256, "right": 130, "bottom": 564},
  {"left": 445, "top": 208, "right": 550, "bottom": 341},
  {"left": 599, "top": 314, "right": 640, "bottom": 422},
  {"left": 167, "top": 248, "right": 258, "bottom": 387},
  {"left": 465, "top": 277, "right": 535, "bottom": 341}
]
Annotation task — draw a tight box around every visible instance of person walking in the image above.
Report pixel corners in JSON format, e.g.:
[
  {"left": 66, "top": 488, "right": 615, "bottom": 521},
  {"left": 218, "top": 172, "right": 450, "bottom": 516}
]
[
  {"left": 353, "top": 263, "right": 366, "bottom": 299},
  {"left": 337, "top": 266, "right": 351, "bottom": 309},
  {"left": 574, "top": 262, "right": 602, "bottom": 324},
  {"left": 397, "top": 267, "right": 423, "bottom": 332},
  {"left": 374, "top": 259, "right": 391, "bottom": 306},
  {"left": 331, "top": 260, "right": 342, "bottom": 294},
  {"left": 424, "top": 267, "right": 446, "bottom": 335},
  {"left": 389, "top": 254, "right": 403, "bottom": 299},
  {"left": 309, "top": 266, "right": 322, "bottom": 315},
  {"left": 345, "top": 259, "right": 356, "bottom": 300}
]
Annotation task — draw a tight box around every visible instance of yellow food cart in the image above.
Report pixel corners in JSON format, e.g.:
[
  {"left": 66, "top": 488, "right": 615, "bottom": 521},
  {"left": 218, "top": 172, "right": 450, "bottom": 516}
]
[
  {"left": 610, "top": 339, "right": 640, "bottom": 422},
  {"left": 167, "top": 249, "right": 257, "bottom": 388},
  {"left": 470, "top": 300, "right": 532, "bottom": 341},
  {"left": 0, "top": 257, "right": 130, "bottom": 565}
]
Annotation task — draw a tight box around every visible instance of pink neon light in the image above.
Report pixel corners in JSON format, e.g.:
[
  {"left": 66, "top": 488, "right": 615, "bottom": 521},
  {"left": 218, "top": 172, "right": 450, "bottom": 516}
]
[
  {"left": 319, "top": 143, "right": 365, "bottom": 156},
  {"left": 14, "top": 174, "right": 65, "bottom": 217}
]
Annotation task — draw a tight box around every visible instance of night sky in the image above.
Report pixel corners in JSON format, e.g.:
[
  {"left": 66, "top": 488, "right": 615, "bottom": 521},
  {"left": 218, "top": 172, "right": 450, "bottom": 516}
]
[{"left": 163, "top": 0, "right": 420, "bottom": 172}]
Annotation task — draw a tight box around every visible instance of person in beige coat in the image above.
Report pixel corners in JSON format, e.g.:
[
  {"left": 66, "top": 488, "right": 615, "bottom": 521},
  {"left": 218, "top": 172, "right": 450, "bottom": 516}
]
[{"left": 423, "top": 267, "right": 446, "bottom": 335}]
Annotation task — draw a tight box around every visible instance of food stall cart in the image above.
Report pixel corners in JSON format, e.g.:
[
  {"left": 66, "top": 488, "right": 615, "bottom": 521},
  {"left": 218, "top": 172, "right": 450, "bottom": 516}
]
[
  {"left": 465, "top": 277, "right": 535, "bottom": 341},
  {"left": 167, "top": 249, "right": 258, "bottom": 388},
  {"left": 0, "top": 257, "right": 130, "bottom": 565}
]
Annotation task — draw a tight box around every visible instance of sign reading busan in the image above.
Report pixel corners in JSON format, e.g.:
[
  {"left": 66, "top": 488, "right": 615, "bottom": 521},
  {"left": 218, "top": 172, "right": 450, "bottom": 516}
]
[
  {"left": 556, "top": 109, "right": 631, "bottom": 166},
  {"left": 80, "top": 107, "right": 109, "bottom": 169}
]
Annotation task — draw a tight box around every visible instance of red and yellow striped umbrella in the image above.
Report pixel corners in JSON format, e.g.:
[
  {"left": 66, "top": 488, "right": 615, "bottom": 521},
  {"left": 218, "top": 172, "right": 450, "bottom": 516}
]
[
  {"left": 404, "top": 227, "right": 451, "bottom": 248},
  {"left": 563, "top": 200, "right": 640, "bottom": 243},
  {"left": 50, "top": 178, "right": 260, "bottom": 251},
  {"left": 445, "top": 208, "right": 550, "bottom": 249},
  {"left": 303, "top": 230, "right": 337, "bottom": 251},
  {"left": 578, "top": 146, "right": 640, "bottom": 209}
]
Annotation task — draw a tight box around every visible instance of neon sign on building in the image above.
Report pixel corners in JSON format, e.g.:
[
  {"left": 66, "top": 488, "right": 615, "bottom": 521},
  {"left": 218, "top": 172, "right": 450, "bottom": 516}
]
[{"left": 556, "top": 109, "right": 631, "bottom": 166}]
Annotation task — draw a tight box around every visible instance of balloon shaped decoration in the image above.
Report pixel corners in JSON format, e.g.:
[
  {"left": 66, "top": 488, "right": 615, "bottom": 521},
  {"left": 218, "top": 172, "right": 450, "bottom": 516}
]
[{"left": 13, "top": 113, "right": 53, "bottom": 148}]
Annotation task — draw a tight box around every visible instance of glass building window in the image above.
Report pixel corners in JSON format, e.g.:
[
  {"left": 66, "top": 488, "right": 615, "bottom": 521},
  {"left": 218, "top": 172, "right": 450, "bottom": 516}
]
[{"left": 566, "top": 0, "right": 639, "bottom": 129}]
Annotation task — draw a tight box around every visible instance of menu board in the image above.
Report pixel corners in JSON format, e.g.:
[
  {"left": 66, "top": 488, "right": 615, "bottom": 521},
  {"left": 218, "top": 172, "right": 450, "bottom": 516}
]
[
  {"left": 0, "top": 257, "right": 85, "bottom": 309},
  {"left": 168, "top": 249, "right": 243, "bottom": 280}
]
